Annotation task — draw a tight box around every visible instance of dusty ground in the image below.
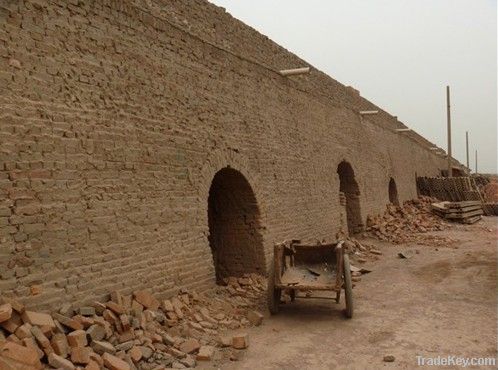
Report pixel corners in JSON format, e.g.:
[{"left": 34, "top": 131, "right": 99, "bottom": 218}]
[{"left": 205, "top": 217, "right": 497, "bottom": 370}]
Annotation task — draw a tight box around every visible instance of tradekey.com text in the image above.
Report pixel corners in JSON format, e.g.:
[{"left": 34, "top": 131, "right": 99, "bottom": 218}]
[{"left": 416, "top": 355, "right": 496, "bottom": 367}]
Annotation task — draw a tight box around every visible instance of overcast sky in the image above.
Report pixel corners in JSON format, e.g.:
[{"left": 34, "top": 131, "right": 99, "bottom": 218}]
[{"left": 209, "top": 0, "right": 497, "bottom": 173}]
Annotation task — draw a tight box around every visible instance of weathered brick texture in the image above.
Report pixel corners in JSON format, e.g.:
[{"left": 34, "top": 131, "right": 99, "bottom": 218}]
[{"left": 0, "top": 0, "right": 462, "bottom": 309}]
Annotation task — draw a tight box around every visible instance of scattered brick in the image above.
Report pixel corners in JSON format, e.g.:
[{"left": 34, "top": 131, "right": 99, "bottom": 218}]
[
  {"left": 133, "top": 290, "right": 160, "bottom": 310},
  {"left": 0, "top": 341, "right": 43, "bottom": 368},
  {"left": 52, "top": 313, "right": 84, "bottom": 331},
  {"left": 218, "top": 335, "right": 232, "bottom": 347},
  {"left": 22, "top": 311, "right": 55, "bottom": 329},
  {"left": 87, "top": 324, "right": 106, "bottom": 341},
  {"left": 50, "top": 333, "right": 70, "bottom": 358},
  {"left": 67, "top": 329, "right": 87, "bottom": 347},
  {"left": 48, "top": 353, "right": 75, "bottom": 370},
  {"left": 30, "top": 326, "right": 51, "bottom": 349},
  {"left": 106, "top": 301, "right": 125, "bottom": 315},
  {"left": 79, "top": 307, "right": 96, "bottom": 316},
  {"left": 14, "top": 322, "right": 33, "bottom": 339},
  {"left": 129, "top": 346, "right": 142, "bottom": 362},
  {"left": 179, "top": 338, "right": 200, "bottom": 354},
  {"left": 162, "top": 300, "right": 174, "bottom": 312},
  {"left": 85, "top": 360, "right": 101, "bottom": 370},
  {"left": 22, "top": 337, "right": 45, "bottom": 359},
  {"left": 90, "top": 340, "right": 116, "bottom": 355},
  {"left": 232, "top": 333, "right": 249, "bottom": 349},
  {"left": 102, "top": 352, "right": 131, "bottom": 370},
  {"left": 1, "top": 297, "right": 25, "bottom": 314},
  {"left": 0, "top": 303, "right": 12, "bottom": 323},
  {"left": 71, "top": 346, "right": 92, "bottom": 364},
  {"left": 1, "top": 312, "right": 22, "bottom": 333},
  {"left": 196, "top": 346, "right": 215, "bottom": 361}
]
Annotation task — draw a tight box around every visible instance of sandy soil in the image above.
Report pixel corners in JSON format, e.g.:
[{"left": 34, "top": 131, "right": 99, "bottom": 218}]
[{"left": 203, "top": 217, "right": 497, "bottom": 370}]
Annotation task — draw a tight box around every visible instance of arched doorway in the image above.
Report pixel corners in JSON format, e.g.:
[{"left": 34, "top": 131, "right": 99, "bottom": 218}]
[
  {"left": 207, "top": 167, "right": 265, "bottom": 282},
  {"left": 388, "top": 177, "right": 400, "bottom": 206},
  {"left": 337, "top": 161, "right": 363, "bottom": 235}
]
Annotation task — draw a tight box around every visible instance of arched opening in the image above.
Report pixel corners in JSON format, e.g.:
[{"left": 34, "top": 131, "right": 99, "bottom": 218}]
[
  {"left": 207, "top": 167, "right": 265, "bottom": 283},
  {"left": 389, "top": 177, "right": 400, "bottom": 206},
  {"left": 337, "top": 161, "right": 363, "bottom": 235}
]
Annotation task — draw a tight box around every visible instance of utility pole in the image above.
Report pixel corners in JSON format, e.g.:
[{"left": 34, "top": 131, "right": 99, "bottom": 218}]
[
  {"left": 465, "top": 131, "right": 469, "bottom": 170},
  {"left": 446, "top": 86, "right": 452, "bottom": 177},
  {"left": 475, "top": 150, "right": 478, "bottom": 174}
]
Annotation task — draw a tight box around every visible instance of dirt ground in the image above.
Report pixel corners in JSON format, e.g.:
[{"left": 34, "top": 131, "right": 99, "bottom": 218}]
[{"left": 204, "top": 217, "right": 497, "bottom": 370}]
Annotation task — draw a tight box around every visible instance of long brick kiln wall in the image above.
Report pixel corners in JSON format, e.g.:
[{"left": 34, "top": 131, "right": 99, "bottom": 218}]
[{"left": 0, "top": 0, "right": 451, "bottom": 309}]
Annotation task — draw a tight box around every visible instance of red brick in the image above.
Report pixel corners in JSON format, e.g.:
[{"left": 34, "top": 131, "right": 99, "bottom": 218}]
[
  {"left": 102, "top": 352, "right": 131, "bottom": 370},
  {"left": 67, "top": 330, "right": 87, "bottom": 347},
  {"left": 0, "top": 341, "right": 42, "bottom": 369},
  {"left": 179, "top": 338, "right": 200, "bottom": 354},
  {"left": 52, "top": 313, "right": 84, "bottom": 330},
  {"left": 48, "top": 353, "right": 75, "bottom": 370},
  {"left": 14, "top": 323, "right": 33, "bottom": 339},
  {"left": 232, "top": 333, "right": 249, "bottom": 349},
  {"left": 22, "top": 337, "right": 44, "bottom": 359},
  {"left": 1, "top": 312, "right": 22, "bottom": 333},
  {"left": 196, "top": 345, "right": 215, "bottom": 361},
  {"left": 1, "top": 297, "right": 25, "bottom": 314},
  {"left": 21, "top": 311, "right": 55, "bottom": 328},
  {"left": 85, "top": 360, "right": 101, "bottom": 370},
  {"left": 0, "top": 303, "right": 12, "bottom": 323},
  {"left": 106, "top": 301, "right": 125, "bottom": 315},
  {"left": 129, "top": 346, "right": 142, "bottom": 362},
  {"left": 70, "top": 346, "right": 92, "bottom": 364},
  {"left": 30, "top": 326, "right": 51, "bottom": 349},
  {"left": 72, "top": 314, "right": 94, "bottom": 329},
  {"left": 89, "top": 352, "right": 104, "bottom": 367},
  {"left": 133, "top": 290, "right": 159, "bottom": 310},
  {"left": 50, "top": 333, "right": 69, "bottom": 358}
]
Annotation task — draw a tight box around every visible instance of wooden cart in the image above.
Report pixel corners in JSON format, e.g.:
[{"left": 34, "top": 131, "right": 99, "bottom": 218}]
[{"left": 267, "top": 240, "right": 353, "bottom": 318}]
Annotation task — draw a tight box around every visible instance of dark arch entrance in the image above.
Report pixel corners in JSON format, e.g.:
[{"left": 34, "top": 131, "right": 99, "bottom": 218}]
[
  {"left": 207, "top": 167, "right": 265, "bottom": 282},
  {"left": 337, "top": 161, "right": 363, "bottom": 235},
  {"left": 388, "top": 177, "right": 400, "bottom": 206}
]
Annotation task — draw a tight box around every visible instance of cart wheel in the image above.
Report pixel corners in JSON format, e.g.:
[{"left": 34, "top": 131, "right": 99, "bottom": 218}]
[
  {"left": 267, "top": 264, "right": 281, "bottom": 314},
  {"left": 343, "top": 253, "right": 353, "bottom": 319}
]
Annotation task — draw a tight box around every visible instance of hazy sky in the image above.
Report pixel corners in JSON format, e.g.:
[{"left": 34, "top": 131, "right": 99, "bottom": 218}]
[{"left": 209, "top": 0, "right": 497, "bottom": 173}]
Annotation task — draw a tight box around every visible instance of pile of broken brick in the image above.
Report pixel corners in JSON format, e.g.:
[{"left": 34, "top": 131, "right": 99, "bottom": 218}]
[
  {"left": 365, "top": 196, "right": 454, "bottom": 246},
  {"left": 0, "top": 273, "right": 266, "bottom": 370}
]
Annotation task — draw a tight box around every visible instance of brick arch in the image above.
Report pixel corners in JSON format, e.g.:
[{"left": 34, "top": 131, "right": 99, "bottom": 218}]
[
  {"left": 388, "top": 177, "right": 400, "bottom": 205},
  {"left": 197, "top": 150, "right": 267, "bottom": 280},
  {"left": 336, "top": 159, "right": 364, "bottom": 235}
]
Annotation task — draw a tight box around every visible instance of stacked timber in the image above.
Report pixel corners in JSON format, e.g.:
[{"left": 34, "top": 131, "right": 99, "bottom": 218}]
[{"left": 431, "top": 201, "right": 483, "bottom": 224}]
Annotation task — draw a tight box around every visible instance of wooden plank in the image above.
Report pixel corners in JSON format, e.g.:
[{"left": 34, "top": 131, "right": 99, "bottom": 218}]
[
  {"left": 445, "top": 200, "right": 481, "bottom": 207},
  {"left": 443, "top": 209, "right": 484, "bottom": 219},
  {"left": 432, "top": 205, "right": 482, "bottom": 213},
  {"left": 275, "top": 284, "right": 340, "bottom": 291},
  {"left": 461, "top": 215, "right": 482, "bottom": 224},
  {"left": 293, "top": 243, "right": 337, "bottom": 249}
]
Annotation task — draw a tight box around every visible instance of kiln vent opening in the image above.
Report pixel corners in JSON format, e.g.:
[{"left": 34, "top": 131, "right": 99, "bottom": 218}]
[{"left": 207, "top": 168, "right": 265, "bottom": 282}]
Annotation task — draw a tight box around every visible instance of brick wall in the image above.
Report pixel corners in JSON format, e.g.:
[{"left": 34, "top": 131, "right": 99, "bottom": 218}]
[{"left": 0, "top": 0, "right": 459, "bottom": 310}]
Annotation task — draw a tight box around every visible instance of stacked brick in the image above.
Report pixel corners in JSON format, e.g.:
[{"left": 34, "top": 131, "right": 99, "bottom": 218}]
[{"left": 0, "top": 273, "right": 265, "bottom": 369}]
